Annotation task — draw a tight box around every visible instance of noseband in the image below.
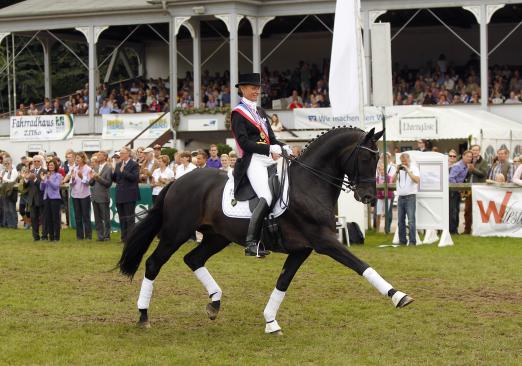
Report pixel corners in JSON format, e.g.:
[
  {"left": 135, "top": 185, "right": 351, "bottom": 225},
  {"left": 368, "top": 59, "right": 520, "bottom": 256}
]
[{"left": 287, "top": 139, "right": 379, "bottom": 193}]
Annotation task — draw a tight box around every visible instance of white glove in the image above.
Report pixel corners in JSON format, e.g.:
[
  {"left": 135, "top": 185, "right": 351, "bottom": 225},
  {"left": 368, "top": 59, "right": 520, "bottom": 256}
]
[
  {"left": 269, "top": 145, "right": 282, "bottom": 155},
  {"left": 283, "top": 145, "right": 293, "bottom": 156}
]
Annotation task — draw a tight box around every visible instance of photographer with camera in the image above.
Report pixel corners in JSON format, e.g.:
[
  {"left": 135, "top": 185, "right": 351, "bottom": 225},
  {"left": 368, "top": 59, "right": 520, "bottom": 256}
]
[{"left": 393, "top": 153, "right": 420, "bottom": 245}]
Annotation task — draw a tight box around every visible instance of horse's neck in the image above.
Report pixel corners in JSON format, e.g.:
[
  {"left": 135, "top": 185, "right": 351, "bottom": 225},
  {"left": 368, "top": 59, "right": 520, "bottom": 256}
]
[{"left": 290, "top": 130, "right": 361, "bottom": 207}]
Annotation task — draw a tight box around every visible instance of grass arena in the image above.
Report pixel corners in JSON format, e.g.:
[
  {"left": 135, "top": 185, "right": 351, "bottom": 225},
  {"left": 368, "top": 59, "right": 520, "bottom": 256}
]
[{"left": 1, "top": 228, "right": 520, "bottom": 365}]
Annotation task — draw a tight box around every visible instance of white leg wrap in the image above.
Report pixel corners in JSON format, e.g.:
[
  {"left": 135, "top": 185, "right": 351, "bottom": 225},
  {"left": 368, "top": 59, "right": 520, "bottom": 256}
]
[
  {"left": 362, "top": 267, "right": 393, "bottom": 296},
  {"left": 137, "top": 277, "right": 154, "bottom": 309},
  {"left": 391, "top": 291, "right": 408, "bottom": 307},
  {"left": 263, "top": 288, "right": 286, "bottom": 323},
  {"left": 265, "top": 320, "right": 282, "bottom": 334},
  {"left": 194, "top": 267, "right": 222, "bottom": 302}
]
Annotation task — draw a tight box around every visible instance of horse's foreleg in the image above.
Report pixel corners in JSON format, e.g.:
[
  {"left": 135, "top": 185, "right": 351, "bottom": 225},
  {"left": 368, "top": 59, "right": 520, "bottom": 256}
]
[
  {"left": 314, "top": 233, "right": 414, "bottom": 308},
  {"left": 137, "top": 237, "right": 187, "bottom": 327},
  {"left": 183, "top": 233, "right": 230, "bottom": 320},
  {"left": 264, "top": 249, "right": 312, "bottom": 335}
]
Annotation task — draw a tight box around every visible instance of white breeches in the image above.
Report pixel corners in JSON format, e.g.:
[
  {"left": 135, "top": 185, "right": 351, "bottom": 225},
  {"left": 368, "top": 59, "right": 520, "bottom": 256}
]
[{"left": 247, "top": 153, "right": 277, "bottom": 206}]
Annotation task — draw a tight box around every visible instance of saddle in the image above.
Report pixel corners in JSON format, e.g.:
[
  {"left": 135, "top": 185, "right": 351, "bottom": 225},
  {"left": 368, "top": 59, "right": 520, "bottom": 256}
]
[{"left": 222, "top": 164, "right": 290, "bottom": 253}]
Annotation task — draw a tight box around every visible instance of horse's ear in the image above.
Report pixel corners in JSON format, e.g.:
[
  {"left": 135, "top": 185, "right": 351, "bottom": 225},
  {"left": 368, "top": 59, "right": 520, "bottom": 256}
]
[
  {"left": 364, "top": 128, "right": 375, "bottom": 142},
  {"left": 373, "top": 129, "right": 384, "bottom": 141}
]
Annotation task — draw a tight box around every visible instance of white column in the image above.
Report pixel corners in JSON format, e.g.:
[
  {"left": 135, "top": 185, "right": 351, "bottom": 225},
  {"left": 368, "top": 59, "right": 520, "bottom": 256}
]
[
  {"left": 41, "top": 39, "right": 53, "bottom": 99},
  {"left": 88, "top": 25, "right": 97, "bottom": 118},
  {"left": 192, "top": 19, "right": 201, "bottom": 108},
  {"left": 252, "top": 22, "right": 261, "bottom": 74},
  {"left": 479, "top": 4, "right": 488, "bottom": 110},
  {"left": 229, "top": 12, "right": 239, "bottom": 107},
  {"left": 169, "top": 17, "right": 178, "bottom": 125},
  {"left": 363, "top": 10, "right": 372, "bottom": 105}
]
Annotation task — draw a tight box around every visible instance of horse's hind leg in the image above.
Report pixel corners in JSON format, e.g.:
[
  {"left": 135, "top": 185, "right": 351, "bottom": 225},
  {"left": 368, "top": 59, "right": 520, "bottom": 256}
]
[
  {"left": 183, "top": 232, "right": 230, "bottom": 320},
  {"left": 314, "top": 232, "right": 414, "bottom": 308},
  {"left": 137, "top": 234, "right": 189, "bottom": 328},
  {"left": 264, "top": 248, "right": 312, "bottom": 335}
]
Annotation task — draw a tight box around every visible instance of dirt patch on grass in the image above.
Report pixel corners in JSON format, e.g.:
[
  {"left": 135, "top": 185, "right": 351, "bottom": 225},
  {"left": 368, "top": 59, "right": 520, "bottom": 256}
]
[{"left": 440, "top": 287, "right": 522, "bottom": 318}]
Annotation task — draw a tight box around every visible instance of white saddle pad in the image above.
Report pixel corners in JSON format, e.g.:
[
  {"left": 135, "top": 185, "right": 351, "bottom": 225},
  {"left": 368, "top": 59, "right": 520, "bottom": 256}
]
[{"left": 222, "top": 164, "right": 289, "bottom": 219}]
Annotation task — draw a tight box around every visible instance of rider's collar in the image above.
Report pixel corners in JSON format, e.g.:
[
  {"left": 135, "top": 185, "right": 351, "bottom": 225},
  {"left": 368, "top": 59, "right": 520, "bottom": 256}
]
[{"left": 241, "top": 97, "right": 257, "bottom": 110}]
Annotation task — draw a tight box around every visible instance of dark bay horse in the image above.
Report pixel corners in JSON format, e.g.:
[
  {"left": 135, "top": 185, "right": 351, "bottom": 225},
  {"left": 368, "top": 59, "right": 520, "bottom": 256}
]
[{"left": 118, "top": 127, "right": 413, "bottom": 334}]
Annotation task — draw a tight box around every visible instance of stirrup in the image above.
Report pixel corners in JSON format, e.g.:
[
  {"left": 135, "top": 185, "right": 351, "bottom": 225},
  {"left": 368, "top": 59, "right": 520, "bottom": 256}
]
[{"left": 245, "top": 242, "right": 270, "bottom": 258}]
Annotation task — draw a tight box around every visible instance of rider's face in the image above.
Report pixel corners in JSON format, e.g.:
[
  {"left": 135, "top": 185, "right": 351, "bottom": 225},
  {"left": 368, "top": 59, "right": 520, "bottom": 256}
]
[{"left": 240, "top": 85, "right": 261, "bottom": 102}]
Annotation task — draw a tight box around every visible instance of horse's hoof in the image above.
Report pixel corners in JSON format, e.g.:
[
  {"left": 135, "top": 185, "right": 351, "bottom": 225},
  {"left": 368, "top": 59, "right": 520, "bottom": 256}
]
[
  {"left": 398, "top": 295, "right": 414, "bottom": 308},
  {"left": 392, "top": 291, "right": 415, "bottom": 308},
  {"left": 138, "top": 320, "right": 151, "bottom": 328},
  {"left": 206, "top": 303, "right": 219, "bottom": 320},
  {"left": 270, "top": 330, "right": 283, "bottom": 336}
]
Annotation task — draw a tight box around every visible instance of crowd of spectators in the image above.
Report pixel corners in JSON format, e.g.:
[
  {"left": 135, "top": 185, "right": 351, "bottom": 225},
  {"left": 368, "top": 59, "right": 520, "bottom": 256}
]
[
  {"left": 373, "top": 140, "right": 522, "bottom": 237},
  {"left": 14, "top": 60, "right": 332, "bottom": 116},
  {"left": 393, "top": 55, "right": 522, "bottom": 106},
  {"left": 0, "top": 143, "right": 245, "bottom": 242}
]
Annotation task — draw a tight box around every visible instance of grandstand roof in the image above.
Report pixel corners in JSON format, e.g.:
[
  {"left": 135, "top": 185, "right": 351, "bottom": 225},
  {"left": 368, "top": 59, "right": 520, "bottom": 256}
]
[{"left": 0, "top": 0, "right": 164, "bottom": 19}]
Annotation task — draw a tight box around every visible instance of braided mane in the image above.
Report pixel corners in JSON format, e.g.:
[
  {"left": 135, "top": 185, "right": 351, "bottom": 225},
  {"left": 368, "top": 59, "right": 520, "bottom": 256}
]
[{"left": 297, "top": 125, "right": 365, "bottom": 160}]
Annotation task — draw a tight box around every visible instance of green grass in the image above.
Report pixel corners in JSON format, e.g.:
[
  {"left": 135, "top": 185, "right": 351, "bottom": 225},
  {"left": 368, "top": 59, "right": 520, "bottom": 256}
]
[{"left": 0, "top": 228, "right": 521, "bottom": 366}]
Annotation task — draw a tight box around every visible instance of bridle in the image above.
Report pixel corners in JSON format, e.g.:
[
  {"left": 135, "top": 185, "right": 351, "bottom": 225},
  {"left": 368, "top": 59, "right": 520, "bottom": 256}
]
[{"left": 284, "top": 139, "right": 379, "bottom": 193}]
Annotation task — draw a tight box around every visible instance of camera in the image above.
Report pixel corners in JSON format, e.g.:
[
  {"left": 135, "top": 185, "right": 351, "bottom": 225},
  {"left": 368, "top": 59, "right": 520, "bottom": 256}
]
[{"left": 397, "top": 164, "right": 406, "bottom": 171}]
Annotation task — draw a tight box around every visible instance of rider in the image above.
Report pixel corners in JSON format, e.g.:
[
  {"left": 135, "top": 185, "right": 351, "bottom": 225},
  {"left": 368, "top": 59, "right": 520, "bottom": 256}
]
[{"left": 231, "top": 73, "right": 292, "bottom": 257}]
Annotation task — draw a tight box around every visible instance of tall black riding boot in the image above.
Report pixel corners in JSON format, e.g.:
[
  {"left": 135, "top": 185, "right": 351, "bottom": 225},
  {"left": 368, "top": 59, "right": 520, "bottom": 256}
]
[{"left": 245, "top": 198, "right": 270, "bottom": 257}]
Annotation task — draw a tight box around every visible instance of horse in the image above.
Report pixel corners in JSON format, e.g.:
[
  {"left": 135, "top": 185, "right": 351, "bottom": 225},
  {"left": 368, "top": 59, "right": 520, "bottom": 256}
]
[{"left": 117, "top": 126, "right": 414, "bottom": 334}]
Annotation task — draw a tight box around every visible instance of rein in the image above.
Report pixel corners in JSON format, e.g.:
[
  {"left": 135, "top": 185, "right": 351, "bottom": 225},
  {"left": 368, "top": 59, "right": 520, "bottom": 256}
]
[{"left": 284, "top": 141, "right": 379, "bottom": 193}]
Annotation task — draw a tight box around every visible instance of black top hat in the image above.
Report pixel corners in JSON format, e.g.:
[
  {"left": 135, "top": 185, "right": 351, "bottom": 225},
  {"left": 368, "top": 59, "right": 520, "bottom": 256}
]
[{"left": 235, "top": 73, "right": 261, "bottom": 88}]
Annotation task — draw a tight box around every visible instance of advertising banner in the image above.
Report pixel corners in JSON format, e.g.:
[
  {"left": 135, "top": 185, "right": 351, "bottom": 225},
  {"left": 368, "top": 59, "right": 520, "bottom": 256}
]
[
  {"left": 102, "top": 113, "right": 170, "bottom": 139},
  {"left": 472, "top": 185, "right": 522, "bottom": 237},
  {"left": 292, "top": 107, "right": 401, "bottom": 129},
  {"left": 10, "top": 114, "right": 74, "bottom": 141}
]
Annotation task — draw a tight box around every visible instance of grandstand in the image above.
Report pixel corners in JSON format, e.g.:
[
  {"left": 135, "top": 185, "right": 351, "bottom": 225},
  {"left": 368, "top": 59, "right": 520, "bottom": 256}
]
[{"left": 0, "top": 0, "right": 521, "bottom": 160}]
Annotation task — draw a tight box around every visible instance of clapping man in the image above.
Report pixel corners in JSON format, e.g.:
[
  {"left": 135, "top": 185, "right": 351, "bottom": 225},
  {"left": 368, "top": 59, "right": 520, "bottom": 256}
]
[
  {"left": 112, "top": 147, "right": 140, "bottom": 243},
  {"left": 89, "top": 152, "right": 113, "bottom": 241},
  {"left": 23, "top": 155, "right": 46, "bottom": 240}
]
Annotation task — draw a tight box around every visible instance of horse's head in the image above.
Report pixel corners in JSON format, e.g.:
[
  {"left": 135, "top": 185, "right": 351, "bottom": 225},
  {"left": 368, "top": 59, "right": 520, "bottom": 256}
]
[{"left": 343, "top": 128, "right": 384, "bottom": 204}]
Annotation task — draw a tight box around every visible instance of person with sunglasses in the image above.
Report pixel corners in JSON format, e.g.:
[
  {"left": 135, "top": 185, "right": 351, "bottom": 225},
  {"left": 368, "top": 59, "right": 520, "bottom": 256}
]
[{"left": 463, "top": 145, "right": 488, "bottom": 234}]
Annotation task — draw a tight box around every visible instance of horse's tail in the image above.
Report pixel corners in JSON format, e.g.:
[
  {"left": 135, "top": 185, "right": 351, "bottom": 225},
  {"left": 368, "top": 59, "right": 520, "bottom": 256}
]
[{"left": 117, "top": 181, "right": 173, "bottom": 279}]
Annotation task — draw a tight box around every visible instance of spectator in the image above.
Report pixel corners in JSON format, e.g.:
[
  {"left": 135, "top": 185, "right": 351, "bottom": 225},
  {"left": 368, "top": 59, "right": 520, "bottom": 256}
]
[
  {"left": 375, "top": 163, "right": 393, "bottom": 233},
  {"left": 41, "top": 99, "right": 53, "bottom": 114},
  {"left": 52, "top": 99, "right": 64, "bottom": 114},
  {"left": 416, "top": 139, "right": 428, "bottom": 152},
  {"left": 16, "top": 103, "right": 26, "bottom": 116},
  {"left": 228, "top": 151, "right": 237, "bottom": 170},
  {"left": 196, "top": 149, "right": 208, "bottom": 168},
  {"left": 393, "top": 153, "right": 420, "bottom": 245},
  {"left": 39, "top": 159, "right": 63, "bottom": 241},
  {"left": 89, "top": 151, "right": 112, "bottom": 242},
  {"left": 1, "top": 157, "right": 19, "bottom": 229},
  {"left": 16, "top": 156, "right": 27, "bottom": 172},
  {"left": 206, "top": 144, "right": 221, "bottom": 169},
  {"left": 112, "top": 147, "right": 140, "bottom": 243},
  {"left": 28, "top": 102, "right": 39, "bottom": 115},
  {"left": 175, "top": 151, "right": 197, "bottom": 179},
  {"left": 511, "top": 156, "right": 522, "bottom": 186},
  {"left": 448, "top": 149, "right": 458, "bottom": 171},
  {"left": 139, "top": 147, "right": 159, "bottom": 184},
  {"left": 153, "top": 144, "right": 162, "bottom": 160},
  {"left": 151, "top": 155, "right": 175, "bottom": 203},
  {"left": 464, "top": 145, "right": 488, "bottom": 235},
  {"left": 17, "top": 162, "right": 31, "bottom": 229},
  {"left": 288, "top": 96, "right": 303, "bottom": 110},
  {"left": 68, "top": 152, "right": 92, "bottom": 240},
  {"left": 448, "top": 150, "right": 472, "bottom": 234},
  {"left": 488, "top": 148, "right": 513, "bottom": 183},
  {"left": 99, "top": 99, "right": 112, "bottom": 114},
  {"left": 220, "top": 154, "right": 232, "bottom": 172},
  {"left": 23, "top": 154, "right": 46, "bottom": 241},
  {"left": 270, "top": 114, "right": 283, "bottom": 132}
]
